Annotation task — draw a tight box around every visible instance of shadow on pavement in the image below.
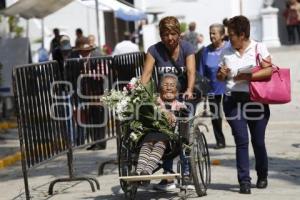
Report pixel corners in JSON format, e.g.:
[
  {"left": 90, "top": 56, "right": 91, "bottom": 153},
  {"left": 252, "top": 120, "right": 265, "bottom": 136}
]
[
  {"left": 212, "top": 157, "right": 300, "bottom": 185},
  {"left": 208, "top": 183, "right": 238, "bottom": 193},
  {"left": 0, "top": 151, "right": 117, "bottom": 182},
  {"left": 3, "top": 142, "right": 300, "bottom": 200},
  {"left": 91, "top": 189, "right": 184, "bottom": 200}
]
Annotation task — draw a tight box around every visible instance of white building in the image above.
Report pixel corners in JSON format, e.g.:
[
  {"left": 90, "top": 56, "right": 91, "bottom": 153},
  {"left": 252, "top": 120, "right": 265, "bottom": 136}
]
[
  {"left": 135, "top": 0, "right": 284, "bottom": 49},
  {"left": 0, "top": 0, "right": 290, "bottom": 56}
]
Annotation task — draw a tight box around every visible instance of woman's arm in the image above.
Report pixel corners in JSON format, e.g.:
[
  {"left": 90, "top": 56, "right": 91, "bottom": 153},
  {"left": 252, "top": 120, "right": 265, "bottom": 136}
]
[
  {"left": 251, "top": 55, "right": 272, "bottom": 81},
  {"left": 141, "top": 52, "right": 155, "bottom": 85},
  {"left": 198, "top": 48, "right": 206, "bottom": 76},
  {"left": 233, "top": 55, "right": 272, "bottom": 81},
  {"left": 216, "top": 51, "right": 230, "bottom": 81},
  {"left": 185, "top": 54, "right": 196, "bottom": 97}
]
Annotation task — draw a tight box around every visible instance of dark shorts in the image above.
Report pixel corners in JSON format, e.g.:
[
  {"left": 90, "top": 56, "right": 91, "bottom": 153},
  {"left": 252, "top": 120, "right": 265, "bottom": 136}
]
[{"left": 142, "top": 132, "right": 170, "bottom": 143}]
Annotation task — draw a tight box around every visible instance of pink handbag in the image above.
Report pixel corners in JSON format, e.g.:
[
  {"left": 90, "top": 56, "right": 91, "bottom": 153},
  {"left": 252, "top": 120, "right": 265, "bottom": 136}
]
[{"left": 249, "top": 45, "right": 291, "bottom": 104}]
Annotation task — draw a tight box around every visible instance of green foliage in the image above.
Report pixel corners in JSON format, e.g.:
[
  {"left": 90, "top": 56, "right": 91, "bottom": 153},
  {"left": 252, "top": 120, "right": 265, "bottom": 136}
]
[
  {"left": 33, "top": 37, "right": 43, "bottom": 44},
  {"left": 102, "top": 78, "right": 176, "bottom": 148},
  {"left": 180, "top": 22, "right": 187, "bottom": 33},
  {"left": 8, "top": 16, "right": 24, "bottom": 37},
  {"left": 8, "top": 16, "right": 15, "bottom": 32},
  {"left": 14, "top": 26, "right": 24, "bottom": 37}
]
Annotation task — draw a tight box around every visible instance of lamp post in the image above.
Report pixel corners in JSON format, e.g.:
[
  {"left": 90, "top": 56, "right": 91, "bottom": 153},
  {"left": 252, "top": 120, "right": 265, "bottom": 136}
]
[{"left": 82, "top": 0, "right": 101, "bottom": 48}]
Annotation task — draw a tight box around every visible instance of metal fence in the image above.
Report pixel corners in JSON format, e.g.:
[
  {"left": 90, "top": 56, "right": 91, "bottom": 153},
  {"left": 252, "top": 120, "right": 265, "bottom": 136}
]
[
  {"left": 13, "top": 61, "right": 69, "bottom": 199},
  {"left": 13, "top": 52, "right": 147, "bottom": 199},
  {"left": 111, "top": 52, "right": 158, "bottom": 89},
  {"left": 64, "top": 56, "right": 114, "bottom": 148}
]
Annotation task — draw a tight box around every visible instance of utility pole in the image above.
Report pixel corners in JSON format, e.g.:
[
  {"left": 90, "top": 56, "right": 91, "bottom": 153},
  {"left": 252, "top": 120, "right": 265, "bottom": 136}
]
[
  {"left": 41, "top": 18, "right": 44, "bottom": 48},
  {"left": 240, "top": 0, "right": 243, "bottom": 15},
  {"left": 95, "top": 0, "right": 101, "bottom": 48}
]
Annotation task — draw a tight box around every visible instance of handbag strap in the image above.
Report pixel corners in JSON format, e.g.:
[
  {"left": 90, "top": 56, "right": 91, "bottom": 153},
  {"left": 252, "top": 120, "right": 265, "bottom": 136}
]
[
  {"left": 164, "top": 45, "right": 183, "bottom": 75},
  {"left": 255, "top": 44, "right": 279, "bottom": 71},
  {"left": 254, "top": 44, "right": 283, "bottom": 81}
]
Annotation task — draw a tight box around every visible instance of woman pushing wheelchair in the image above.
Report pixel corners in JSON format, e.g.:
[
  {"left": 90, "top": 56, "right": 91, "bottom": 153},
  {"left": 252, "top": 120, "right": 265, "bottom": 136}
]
[{"left": 102, "top": 15, "right": 210, "bottom": 199}]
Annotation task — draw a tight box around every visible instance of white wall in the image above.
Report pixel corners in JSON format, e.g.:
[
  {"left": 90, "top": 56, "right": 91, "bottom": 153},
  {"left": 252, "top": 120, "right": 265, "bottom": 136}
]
[
  {"left": 242, "top": 0, "right": 264, "bottom": 41},
  {"left": 137, "top": 0, "right": 265, "bottom": 46}
]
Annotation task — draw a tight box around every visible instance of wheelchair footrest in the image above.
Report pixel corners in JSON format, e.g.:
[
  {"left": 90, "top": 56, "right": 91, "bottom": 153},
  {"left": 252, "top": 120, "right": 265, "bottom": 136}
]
[{"left": 119, "top": 173, "right": 181, "bottom": 182}]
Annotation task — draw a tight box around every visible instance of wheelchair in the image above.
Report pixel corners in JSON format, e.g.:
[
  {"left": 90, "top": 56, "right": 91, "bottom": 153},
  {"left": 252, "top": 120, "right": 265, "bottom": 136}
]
[{"left": 117, "top": 104, "right": 211, "bottom": 200}]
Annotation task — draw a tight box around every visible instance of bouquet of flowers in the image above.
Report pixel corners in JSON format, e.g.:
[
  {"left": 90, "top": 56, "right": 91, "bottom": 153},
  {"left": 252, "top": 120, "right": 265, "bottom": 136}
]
[{"left": 101, "top": 78, "right": 176, "bottom": 145}]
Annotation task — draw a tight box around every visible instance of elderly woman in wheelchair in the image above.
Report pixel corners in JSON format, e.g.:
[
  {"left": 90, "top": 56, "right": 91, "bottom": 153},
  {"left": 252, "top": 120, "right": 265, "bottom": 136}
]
[
  {"left": 114, "top": 74, "right": 210, "bottom": 199},
  {"left": 135, "top": 74, "right": 187, "bottom": 178}
]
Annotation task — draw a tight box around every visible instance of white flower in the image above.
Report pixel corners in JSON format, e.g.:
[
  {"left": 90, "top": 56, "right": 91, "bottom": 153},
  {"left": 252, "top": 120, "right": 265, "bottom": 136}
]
[
  {"left": 132, "top": 97, "right": 141, "bottom": 104},
  {"left": 129, "top": 132, "right": 138, "bottom": 141},
  {"left": 129, "top": 77, "right": 138, "bottom": 85}
]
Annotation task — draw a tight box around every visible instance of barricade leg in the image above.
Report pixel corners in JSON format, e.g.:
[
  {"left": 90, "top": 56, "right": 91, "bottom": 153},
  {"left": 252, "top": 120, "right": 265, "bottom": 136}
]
[
  {"left": 88, "top": 177, "right": 100, "bottom": 190},
  {"left": 98, "top": 159, "right": 118, "bottom": 175},
  {"left": 48, "top": 177, "right": 96, "bottom": 195},
  {"left": 48, "top": 150, "right": 100, "bottom": 195},
  {"left": 98, "top": 122, "right": 120, "bottom": 176}
]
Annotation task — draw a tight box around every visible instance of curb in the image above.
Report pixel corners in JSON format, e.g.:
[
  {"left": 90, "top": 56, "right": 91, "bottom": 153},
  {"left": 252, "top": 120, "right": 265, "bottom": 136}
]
[
  {"left": 211, "top": 159, "right": 221, "bottom": 165},
  {"left": 0, "top": 152, "right": 21, "bottom": 170},
  {"left": 0, "top": 121, "right": 18, "bottom": 132}
]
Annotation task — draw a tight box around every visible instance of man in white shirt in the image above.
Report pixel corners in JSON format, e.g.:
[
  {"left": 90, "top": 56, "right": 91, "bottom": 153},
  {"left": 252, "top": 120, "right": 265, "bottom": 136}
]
[{"left": 113, "top": 32, "right": 140, "bottom": 55}]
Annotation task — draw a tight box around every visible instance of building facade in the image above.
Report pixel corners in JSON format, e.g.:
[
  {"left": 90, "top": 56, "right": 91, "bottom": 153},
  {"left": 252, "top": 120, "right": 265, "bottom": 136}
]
[{"left": 135, "top": 0, "right": 289, "bottom": 47}]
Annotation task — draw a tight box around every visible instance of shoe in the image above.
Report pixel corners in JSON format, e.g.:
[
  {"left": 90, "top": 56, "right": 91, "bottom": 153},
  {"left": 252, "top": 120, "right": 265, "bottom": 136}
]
[
  {"left": 213, "top": 143, "right": 225, "bottom": 149},
  {"left": 182, "top": 175, "right": 195, "bottom": 190},
  {"left": 256, "top": 178, "right": 268, "bottom": 189},
  {"left": 153, "top": 179, "right": 176, "bottom": 191},
  {"left": 239, "top": 182, "right": 251, "bottom": 194},
  {"left": 129, "top": 171, "right": 142, "bottom": 185},
  {"left": 140, "top": 170, "right": 151, "bottom": 186},
  {"left": 130, "top": 171, "right": 140, "bottom": 176}
]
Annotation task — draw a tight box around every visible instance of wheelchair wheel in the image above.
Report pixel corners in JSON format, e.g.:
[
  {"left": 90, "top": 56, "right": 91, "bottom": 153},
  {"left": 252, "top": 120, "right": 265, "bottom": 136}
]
[
  {"left": 118, "top": 137, "right": 137, "bottom": 200},
  {"left": 190, "top": 126, "right": 211, "bottom": 196}
]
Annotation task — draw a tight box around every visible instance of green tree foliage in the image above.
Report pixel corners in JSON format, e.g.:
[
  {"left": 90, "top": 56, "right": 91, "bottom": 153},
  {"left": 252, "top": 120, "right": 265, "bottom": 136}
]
[
  {"left": 8, "top": 16, "right": 24, "bottom": 37},
  {"left": 180, "top": 22, "right": 187, "bottom": 33}
]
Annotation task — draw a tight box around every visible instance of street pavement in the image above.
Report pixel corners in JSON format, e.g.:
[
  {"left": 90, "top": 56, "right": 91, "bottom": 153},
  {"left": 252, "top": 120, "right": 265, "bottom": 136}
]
[{"left": 0, "top": 45, "right": 299, "bottom": 200}]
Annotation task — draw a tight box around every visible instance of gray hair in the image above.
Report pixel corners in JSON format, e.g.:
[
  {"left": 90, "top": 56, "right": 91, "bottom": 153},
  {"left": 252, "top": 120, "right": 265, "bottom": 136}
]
[
  {"left": 209, "top": 23, "right": 225, "bottom": 35},
  {"left": 159, "top": 73, "right": 180, "bottom": 91}
]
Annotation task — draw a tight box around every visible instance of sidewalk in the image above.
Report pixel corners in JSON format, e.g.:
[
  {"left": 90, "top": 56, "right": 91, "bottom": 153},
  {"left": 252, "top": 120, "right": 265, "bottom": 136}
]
[{"left": 0, "top": 46, "right": 299, "bottom": 200}]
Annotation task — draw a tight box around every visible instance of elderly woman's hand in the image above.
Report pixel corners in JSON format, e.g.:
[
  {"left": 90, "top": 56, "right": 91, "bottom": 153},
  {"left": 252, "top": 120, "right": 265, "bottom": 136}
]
[{"left": 165, "top": 111, "right": 176, "bottom": 126}]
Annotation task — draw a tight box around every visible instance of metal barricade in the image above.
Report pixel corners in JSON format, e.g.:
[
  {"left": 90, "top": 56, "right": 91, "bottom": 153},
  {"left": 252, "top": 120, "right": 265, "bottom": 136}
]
[
  {"left": 13, "top": 61, "right": 70, "bottom": 199},
  {"left": 64, "top": 56, "right": 114, "bottom": 148},
  {"left": 47, "top": 56, "right": 115, "bottom": 195},
  {"left": 13, "top": 53, "right": 148, "bottom": 198},
  {"left": 13, "top": 60, "right": 112, "bottom": 199}
]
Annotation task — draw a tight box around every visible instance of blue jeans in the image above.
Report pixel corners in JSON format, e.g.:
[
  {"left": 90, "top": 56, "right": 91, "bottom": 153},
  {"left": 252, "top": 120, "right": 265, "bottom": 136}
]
[
  {"left": 223, "top": 92, "right": 270, "bottom": 183},
  {"left": 162, "top": 98, "right": 196, "bottom": 176},
  {"left": 162, "top": 152, "right": 190, "bottom": 175}
]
